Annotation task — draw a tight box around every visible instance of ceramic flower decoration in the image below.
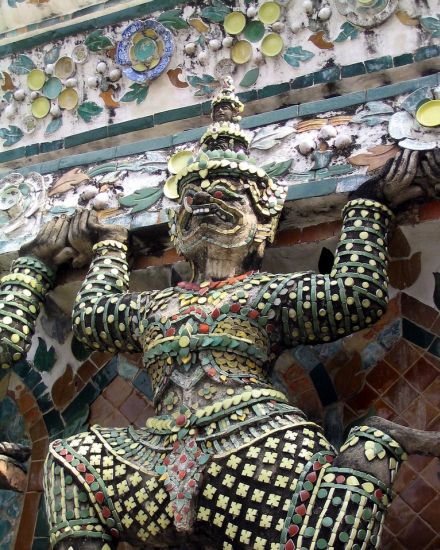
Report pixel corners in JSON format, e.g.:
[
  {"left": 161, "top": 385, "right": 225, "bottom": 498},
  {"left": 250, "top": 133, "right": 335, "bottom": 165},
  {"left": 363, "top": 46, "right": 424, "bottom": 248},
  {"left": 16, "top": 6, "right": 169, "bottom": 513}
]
[
  {"left": 334, "top": 0, "right": 398, "bottom": 27},
  {"left": 116, "top": 19, "right": 174, "bottom": 83},
  {"left": 389, "top": 87, "right": 440, "bottom": 150}
]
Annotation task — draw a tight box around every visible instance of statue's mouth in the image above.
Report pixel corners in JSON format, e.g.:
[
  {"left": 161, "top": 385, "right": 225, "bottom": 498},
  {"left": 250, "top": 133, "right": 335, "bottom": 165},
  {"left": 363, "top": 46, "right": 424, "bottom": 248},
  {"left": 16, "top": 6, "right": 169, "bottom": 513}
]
[
  {"left": 179, "top": 196, "right": 242, "bottom": 234},
  {"left": 183, "top": 197, "right": 236, "bottom": 223}
]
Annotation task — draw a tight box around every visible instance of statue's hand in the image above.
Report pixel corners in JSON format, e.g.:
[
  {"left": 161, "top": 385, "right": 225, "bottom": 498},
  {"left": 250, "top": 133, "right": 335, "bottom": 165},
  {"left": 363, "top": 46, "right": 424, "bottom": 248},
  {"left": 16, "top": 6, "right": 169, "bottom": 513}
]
[
  {"left": 419, "top": 149, "right": 440, "bottom": 196},
  {"left": 19, "top": 216, "right": 75, "bottom": 269},
  {"left": 68, "top": 209, "right": 128, "bottom": 268},
  {"left": 381, "top": 149, "right": 423, "bottom": 208}
]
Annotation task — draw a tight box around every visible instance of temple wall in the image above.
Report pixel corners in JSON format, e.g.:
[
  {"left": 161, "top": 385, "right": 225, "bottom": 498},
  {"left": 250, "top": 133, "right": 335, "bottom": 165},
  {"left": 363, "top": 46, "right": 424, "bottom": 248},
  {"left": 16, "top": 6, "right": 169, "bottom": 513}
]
[{"left": 0, "top": 1, "right": 439, "bottom": 548}]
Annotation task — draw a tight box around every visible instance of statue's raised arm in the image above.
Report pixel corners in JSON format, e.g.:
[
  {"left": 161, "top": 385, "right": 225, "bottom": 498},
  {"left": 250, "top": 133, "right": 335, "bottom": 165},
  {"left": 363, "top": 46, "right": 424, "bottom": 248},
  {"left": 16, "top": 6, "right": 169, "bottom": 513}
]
[
  {"left": 68, "top": 209, "right": 146, "bottom": 354},
  {"left": 0, "top": 216, "right": 74, "bottom": 369}
]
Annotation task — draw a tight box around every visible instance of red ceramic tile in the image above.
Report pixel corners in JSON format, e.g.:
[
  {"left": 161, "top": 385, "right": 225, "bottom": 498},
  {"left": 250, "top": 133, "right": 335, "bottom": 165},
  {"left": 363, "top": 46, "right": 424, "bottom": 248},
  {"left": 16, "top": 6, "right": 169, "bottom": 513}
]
[
  {"left": 133, "top": 404, "right": 156, "bottom": 428},
  {"left": 366, "top": 361, "right": 400, "bottom": 394},
  {"left": 424, "top": 537, "right": 440, "bottom": 550},
  {"left": 51, "top": 365, "right": 76, "bottom": 409},
  {"left": 401, "top": 396, "right": 439, "bottom": 430},
  {"left": 389, "top": 227, "right": 411, "bottom": 258},
  {"left": 120, "top": 390, "right": 150, "bottom": 423},
  {"left": 407, "top": 454, "right": 436, "bottom": 472},
  {"left": 401, "top": 293, "right": 438, "bottom": 330},
  {"left": 399, "top": 476, "right": 438, "bottom": 512},
  {"left": 383, "top": 378, "right": 419, "bottom": 415},
  {"left": 31, "top": 438, "right": 48, "bottom": 461},
  {"left": 393, "top": 462, "right": 419, "bottom": 493},
  {"left": 404, "top": 356, "right": 439, "bottom": 392},
  {"left": 333, "top": 355, "right": 365, "bottom": 400},
  {"left": 16, "top": 491, "right": 40, "bottom": 549},
  {"left": 422, "top": 377, "right": 440, "bottom": 408},
  {"left": 372, "top": 398, "right": 398, "bottom": 421},
  {"left": 427, "top": 414, "right": 440, "bottom": 431},
  {"left": 380, "top": 527, "right": 407, "bottom": 550},
  {"left": 89, "top": 395, "right": 115, "bottom": 426},
  {"left": 77, "top": 359, "right": 98, "bottom": 383},
  {"left": 384, "top": 340, "right": 420, "bottom": 374},
  {"left": 420, "top": 496, "right": 440, "bottom": 531},
  {"left": 397, "top": 517, "right": 436, "bottom": 549},
  {"left": 420, "top": 458, "right": 440, "bottom": 492},
  {"left": 383, "top": 495, "right": 416, "bottom": 534},
  {"left": 16, "top": 391, "right": 36, "bottom": 414},
  {"left": 106, "top": 409, "right": 131, "bottom": 428},
  {"left": 23, "top": 405, "right": 42, "bottom": 427},
  {"left": 90, "top": 351, "right": 113, "bottom": 369},
  {"left": 103, "top": 376, "right": 134, "bottom": 408},
  {"left": 389, "top": 253, "right": 422, "bottom": 291},
  {"left": 27, "top": 460, "right": 44, "bottom": 492},
  {"left": 346, "top": 384, "right": 378, "bottom": 414},
  {"left": 430, "top": 316, "right": 440, "bottom": 337},
  {"left": 29, "top": 418, "right": 48, "bottom": 442}
]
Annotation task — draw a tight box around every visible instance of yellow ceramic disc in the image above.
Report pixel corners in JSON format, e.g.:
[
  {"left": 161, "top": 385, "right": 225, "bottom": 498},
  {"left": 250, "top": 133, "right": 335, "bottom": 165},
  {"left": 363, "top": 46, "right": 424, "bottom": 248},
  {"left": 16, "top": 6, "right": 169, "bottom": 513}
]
[
  {"left": 31, "top": 96, "right": 50, "bottom": 118},
  {"left": 58, "top": 88, "right": 79, "bottom": 110},
  {"left": 415, "top": 99, "right": 440, "bottom": 128},
  {"left": 54, "top": 56, "right": 75, "bottom": 79},
  {"left": 27, "top": 69, "right": 46, "bottom": 91},
  {"left": 261, "top": 33, "right": 284, "bottom": 57},
  {"left": 258, "top": 2, "right": 281, "bottom": 24},
  {"left": 163, "top": 175, "right": 179, "bottom": 199},
  {"left": 231, "top": 40, "right": 253, "bottom": 64},
  {"left": 224, "top": 11, "right": 247, "bottom": 35},
  {"left": 168, "top": 150, "right": 193, "bottom": 174}
]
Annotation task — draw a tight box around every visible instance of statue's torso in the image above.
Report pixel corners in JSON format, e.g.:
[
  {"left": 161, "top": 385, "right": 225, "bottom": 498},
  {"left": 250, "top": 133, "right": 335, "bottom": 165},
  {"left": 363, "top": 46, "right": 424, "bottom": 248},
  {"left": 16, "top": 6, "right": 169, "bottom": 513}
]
[{"left": 138, "top": 271, "right": 301, "bottom": 413}]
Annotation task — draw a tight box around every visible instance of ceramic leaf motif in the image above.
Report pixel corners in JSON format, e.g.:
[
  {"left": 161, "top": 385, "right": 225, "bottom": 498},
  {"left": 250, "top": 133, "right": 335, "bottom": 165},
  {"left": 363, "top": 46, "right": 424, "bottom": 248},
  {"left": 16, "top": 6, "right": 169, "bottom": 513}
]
[
  {"left": 283, "top": 46, "right": 314, "bottom": 68},
  {"left": 0, "top": 125, "right": 23, "bottom": 146},
  {"left": 157, "top": 9, "right": 189, "bottom": 30},
  {"left": 251, "top": 125, "right": 295, "bottom": 150},
  {"left": 77, "top": 101, "right": 104, "bottom": 123},
  {"left": 8, "top": 54, "right": 36, "bottom": 75}
]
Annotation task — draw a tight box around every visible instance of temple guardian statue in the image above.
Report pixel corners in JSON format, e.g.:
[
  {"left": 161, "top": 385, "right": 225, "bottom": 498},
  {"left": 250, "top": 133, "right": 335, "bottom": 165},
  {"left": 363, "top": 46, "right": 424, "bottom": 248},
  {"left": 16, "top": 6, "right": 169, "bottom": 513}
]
[{"left": 0, "top": 79, "right": 439, "bottom": 549}]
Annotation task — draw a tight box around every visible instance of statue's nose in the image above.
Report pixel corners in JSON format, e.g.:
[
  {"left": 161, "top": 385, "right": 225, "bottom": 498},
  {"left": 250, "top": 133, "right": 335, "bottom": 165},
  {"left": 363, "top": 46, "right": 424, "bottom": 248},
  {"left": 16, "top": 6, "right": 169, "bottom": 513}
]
[{"left": 192, "top": 191, "right": 211, "bottom": 205}]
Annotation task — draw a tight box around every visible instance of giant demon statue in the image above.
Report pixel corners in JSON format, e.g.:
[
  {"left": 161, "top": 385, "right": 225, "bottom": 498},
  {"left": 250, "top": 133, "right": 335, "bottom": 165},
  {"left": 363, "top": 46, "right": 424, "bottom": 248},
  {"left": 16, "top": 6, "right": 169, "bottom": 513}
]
[{"left": 0, "top": 79, "right": 439, "bottom": 549}]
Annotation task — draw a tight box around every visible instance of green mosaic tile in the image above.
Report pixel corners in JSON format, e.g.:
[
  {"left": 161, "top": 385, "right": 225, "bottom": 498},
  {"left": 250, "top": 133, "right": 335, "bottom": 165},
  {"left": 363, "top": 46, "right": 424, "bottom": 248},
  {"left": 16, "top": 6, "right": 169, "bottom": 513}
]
[
  {"left": 32, "top": 537, "right": 50, "bottom": 550},
  {"left": 313, "top": 66, "right": 341, "bottom": 84},
  {"left": 65, "top": 126, "right": 107, "bottom": 149},
  {"left": 341, "top": 62, "right": 366, "bottom": 78},
  {"left": 428, "top": 337, "right": 440, "bottom": 358},
  {"left": 201, "top": 101, "right": 212, "bottom": 115},
  {"left": 257, "top": 82, "right": 290, "bottom": 99},
  {"left": 36, "top": 392, "right": 53, "bottom": 414},
  {"left": 290, "top": 73, "right": 314, "bottom": 89},
  {"left": 40, "top": 140, "right": 64, "bottom": 154},
  {"left": 93, "top": 357, "right": 118, "bottom": 389},
  {"left": 62, "top": 384, "right": 99, "bottom": 423},
  {"left": 242, "top": 105, "right": 299, "bottom": 129},
  {"left": 155, "top": 103, "right": 202, "bottom": 125},
  {"left": 414, "top": 45, "right": 440, "bottom": 62},
  {"left": 24, "top": 369, "right": 42, "bottom": 390},
  {"left": 393, "top": 53, "right": 414, "bottom": 67},
  {"left": 34, "top": 497, "right": 49, "bottom": 537},
  {"left": 133, "top": 370, "right": 153, "bottom": 400},
  {"left": 237, "top": 89, "right": 258, "bottom": 103},
  {"left": 25, "top": 144, "right": 40, "bottom": 157},
  {"left": 172, "top": 126, "right": 205, "bottom": 146},
  {"left": 365, "top": 56, "right": 393, "bottom": 73},
  {"left": 366, "top": 73, "right": 439, "bottom": 101},
  {"left": 12, "top": 360, "right": 31, "bottom": 378},
  {"left": 107, "top": 115, "right": 154, "bottom": 138},
  {"left": 31, "top": 381, "right": 48, "bottom": 399},
  {"left": 402, "top": 318, "right": 435, "bottom": 349},
  {"left": 43, "top": 409, "right": 64, "bottom": 437},
  {"left": 0, "top": 146, "right": 26, "bottom": 163},
  {"left": 286, "top": 179, "right": 337, "bottom": 200}
]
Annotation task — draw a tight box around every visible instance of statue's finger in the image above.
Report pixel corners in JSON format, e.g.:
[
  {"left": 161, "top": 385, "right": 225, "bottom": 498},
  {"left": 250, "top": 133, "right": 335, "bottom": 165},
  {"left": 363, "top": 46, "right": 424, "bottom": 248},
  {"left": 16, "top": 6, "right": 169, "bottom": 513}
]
[
  {"left": 57, "top": 217, "right": 71, "bottom": 245},
  {"left": 53, "top": 246, "right": 75, "bottom": 266},
  {"left": 401, "top": 150, "right": 419, "bottom": 185},
  {"left": 52, "top": 216, "right": 68, "bottom": 241},
  {"left": 79, "top": 208, "right": 91, "bottom": 235},
  {"left": 72, "top": 253, "right": 90, "bottom": 268},
  {"left": 426, "top": 151, "right": 440, "bottom": 176}
]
